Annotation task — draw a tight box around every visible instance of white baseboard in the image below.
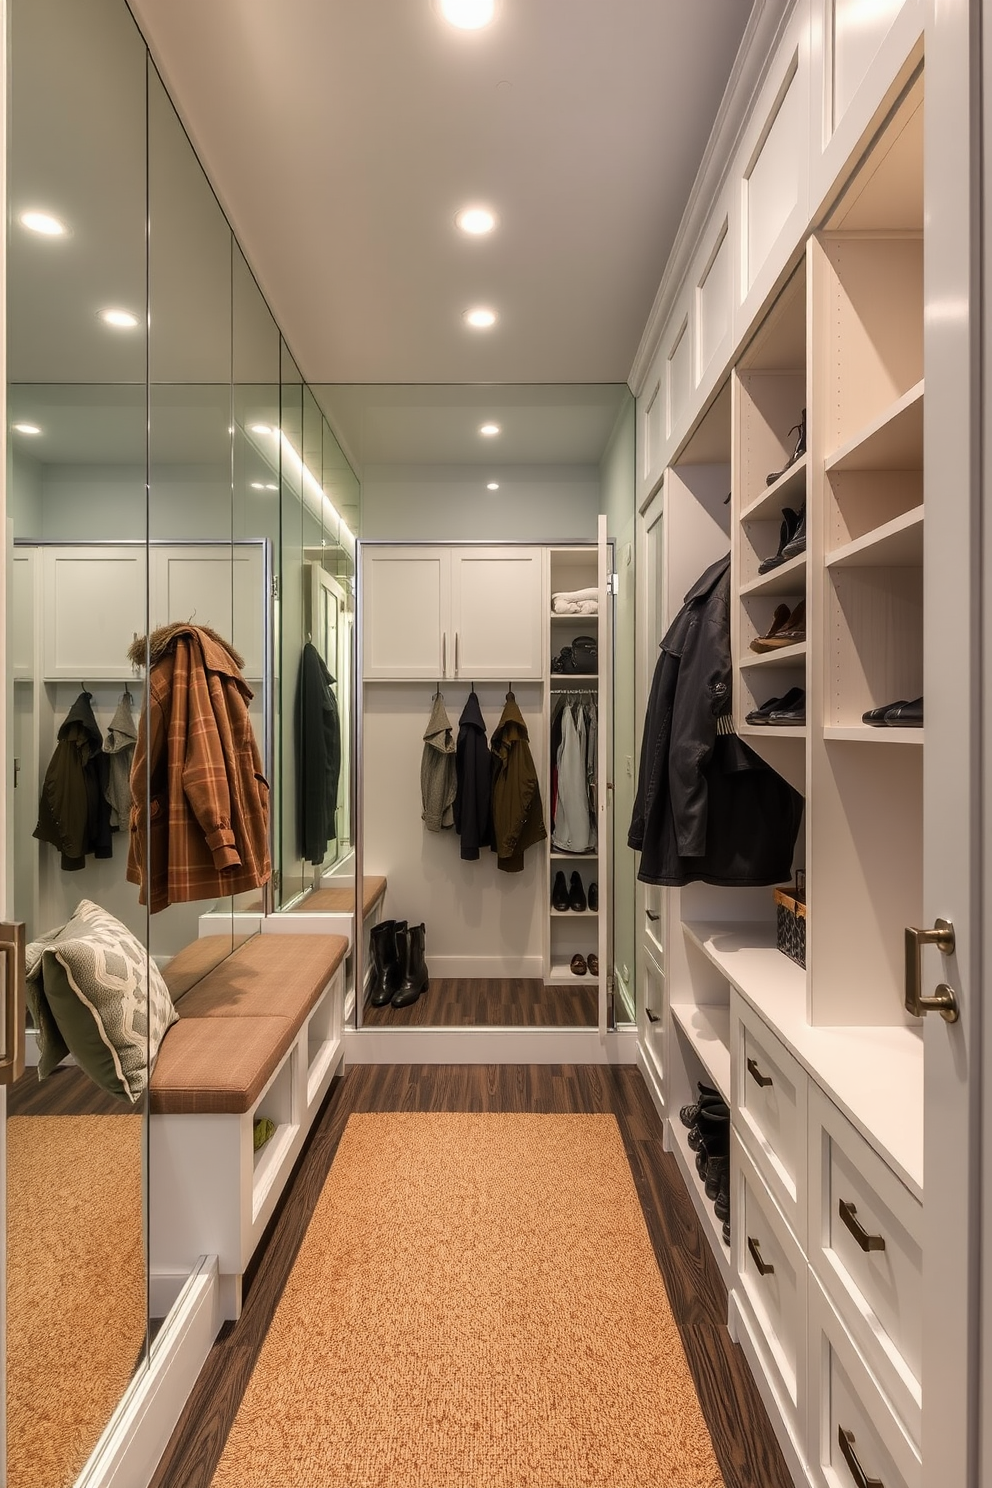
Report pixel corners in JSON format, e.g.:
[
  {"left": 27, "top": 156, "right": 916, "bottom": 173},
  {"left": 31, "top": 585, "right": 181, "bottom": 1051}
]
[
  {"left": 636, "top": 1039, "right": 666, "bottom": 1123},
  {"left": 345, "top": 1024, "right": 638, "bottom": 1064},
  {"left": 425, "top": 954, "right": 544, "bottom": 978},
  {"left": 730, "top": 1291, "right": 812, "bottom": 1488},
  {"left": 74, "top": 1255, "right": 221, "bottom": 1488}
]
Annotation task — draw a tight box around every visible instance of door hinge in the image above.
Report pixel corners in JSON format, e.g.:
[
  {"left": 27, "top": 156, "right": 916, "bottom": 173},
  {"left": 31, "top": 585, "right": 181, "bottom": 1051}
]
[
  {"left": 606, "top": 572, "right": 619, "bottom": 596},
  {"left": 271, "top": 575, "right": 280, "bottom": 601},
  {"left": 13, "top": 758, "right": 19, "bottom": 788}
]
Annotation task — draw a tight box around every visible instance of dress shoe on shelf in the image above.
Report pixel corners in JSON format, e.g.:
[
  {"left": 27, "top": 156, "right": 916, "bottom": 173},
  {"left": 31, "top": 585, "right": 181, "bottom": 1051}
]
[
  {"left": 884, "top": 697, "right": 923, "bottom": 728},
  {"left": 568, "top": 871, "right": 587, "bottom": 912},
  {"left": 704, "top": 1154, "right": 729, "bottom": 1203},
  {"left": 570, "top": 954, "right": 588, "bottom": 976},
  {"left": 552, "top": 871, "right": 569, "bottom": 911},
  {"left": 781, "top": 501, "right": 807, "bottom": 560},
  {"left": 862, "top": 699, "right": 908, "bottom": 726},
  {"left": 757, "top": 507, "right": 802, "bottom": 574},
  {"left": 391, "top": 922, "right": 429, "bottom": 1008},
  {"left": 679, "top": 1082, "right": 723, "bottom": 1128},
  {"left": 714, "top": 1165, "right": 731, "bottom": 1224},
  {"left": 749, "top": 600, "right": 806, "bottom": 653},
  {"left": 371, "top": 919, "right": 406, "bottom": 1006},
  {"left": 588, "top": 882, "right": 599, "bottom": 912},
  {"left": 587, "top": 953, "right": 599, "bottom": 977},
  {"left": 745, "top": 685, "right": 805, "bottom": 726},
  {"left": 765, "top": 409, "right": 807, "bottom": 485},
  {"left": 722, "top": 1218, "right": 731, "bottom": 1247},
  {"left": 767, "top": 690, "right": 807, "bottom": 726},
  {"left": 687, "top": 1100, "right": 729, "bottom": 1151}
]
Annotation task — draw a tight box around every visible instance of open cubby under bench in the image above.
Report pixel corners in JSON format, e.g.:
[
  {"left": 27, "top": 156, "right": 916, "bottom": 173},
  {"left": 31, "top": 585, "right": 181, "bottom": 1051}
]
[{"left": 149, "top": 932, "right": 348, "bottom": 1320}]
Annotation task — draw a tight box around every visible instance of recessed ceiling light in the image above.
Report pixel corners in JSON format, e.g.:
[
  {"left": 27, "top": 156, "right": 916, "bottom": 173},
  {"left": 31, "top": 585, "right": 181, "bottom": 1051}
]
[
  {"left": 479, "top": 423, "right": 500, "bottom": 437},
  {"left": 456, "top": 206, "right": 496, "bottom": 236},
  {"left": 437, "top": 0, "right": 495, "bottom": 29},
  {"left": 487, "top": 482, "right": 499, "bottom": 490},
  {"left": 19, "top": 210, "right": 67, "bottom": 237},
  {"left": 12, "top": 423, "right": 41, "bottom": 435},
  {"left": 99, "top": 307, "right": 139, "bottom": 329},
  {"left": 465, "top": 307, "right": 497, "bottom": 329}
]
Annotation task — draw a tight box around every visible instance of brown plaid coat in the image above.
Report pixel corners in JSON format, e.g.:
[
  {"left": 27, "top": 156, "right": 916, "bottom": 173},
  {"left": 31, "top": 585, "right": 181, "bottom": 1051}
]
[{"left": 126, "top": 624, "right": 271, "bottom": 913}]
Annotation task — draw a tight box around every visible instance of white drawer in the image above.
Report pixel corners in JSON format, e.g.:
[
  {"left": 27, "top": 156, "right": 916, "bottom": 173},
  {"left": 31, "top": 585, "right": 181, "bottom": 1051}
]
[
  {"left": 808, "top": 1273, "right": 920, "bottom": 1488},
  {"left": 732, "top": 992, "right": 807, "bottom": 1244},
  {"left": 642, "top": 945, "right": 665, "bottom": 1077},
  {"left": 808, "top": 1085, "right": 922, "bottom": 1448},
  {"left": 734, "top": 1135, "right": 807, "bottom": 1444},
  {"left": 644, "top": 892, "right": 664, "bottom": 968}
]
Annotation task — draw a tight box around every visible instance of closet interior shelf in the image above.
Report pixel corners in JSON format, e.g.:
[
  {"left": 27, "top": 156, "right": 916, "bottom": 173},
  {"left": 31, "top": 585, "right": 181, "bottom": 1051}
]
[
  {"left": 739, "top": 553, "right": 807, "bottom": 598},
  {"left": 550, "top": 850, "right": 597, "bottom": 861},
  {"left": 549, "top": 908, "right": 598, "bottom": 918},
  {"left": 824, "top": 725, "right": 924, "bottom": 745},
  {"left": 825, "top": 505, "right": 924, "bottom": 569},
  {"left": 738, "top": 641, "right": 807, "bottom": 670},
  {"left": 550, "top": 612, "right": 598, "bottom": 621},
  {"left": 740, "top": 453, "right": 808, "bottom": 522},
  {"left": 547, "top": 963, "right": 600, "bottom": 986},
  {"left": 668, "top": 1117, "right": 733, "bottom": 1287},
  {"left": 824, "top": 378, "right": 924, "bottom": 473},
  {"left": 670, "top": 1002, "right": 731, "bottom": 1104}
]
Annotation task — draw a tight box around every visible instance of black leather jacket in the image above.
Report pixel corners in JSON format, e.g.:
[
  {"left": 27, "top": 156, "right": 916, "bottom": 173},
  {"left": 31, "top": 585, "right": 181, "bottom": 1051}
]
[{"left": 628, "top": 555, "right": 803, "bottom": 886}]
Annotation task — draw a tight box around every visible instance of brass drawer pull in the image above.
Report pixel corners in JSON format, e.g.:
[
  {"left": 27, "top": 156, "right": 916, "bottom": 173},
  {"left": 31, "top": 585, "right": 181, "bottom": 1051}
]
[
  {"left": 904, "top": 920, "right": 958, "bottom": 1022},
  {"left": 645, "top": 1009, "right": 660, "bottom": 1024},
  {"left": 839, "top": 1200, "right": 885, "bottom": 1253},
  {"left": 746, "top": 1056, "right": 772, "bottom": 1089},
  {"left": 838, "top": 1425, "right": 883, "bottom": 1487},
  {"left": 646, "top": 910, "right": 660, "bottom": 922},
  {"left": 747, "top": 1236, "right": 775, "bottom": 1276}
]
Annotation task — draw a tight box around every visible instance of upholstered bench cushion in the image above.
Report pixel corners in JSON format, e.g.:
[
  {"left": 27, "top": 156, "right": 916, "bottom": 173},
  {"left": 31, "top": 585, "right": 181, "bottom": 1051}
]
[
  {"left": 150, "top": 1016, "right": 294, "bottom": 1115},
  {"left": 162, "top": 936, "right": 241, "bottom": 1001},
  {"left": 176, "top": 935, "right": 347, "bottom": 1023},
  {"left": 299, "top": 876, "right": 386, "bottom": 918}
]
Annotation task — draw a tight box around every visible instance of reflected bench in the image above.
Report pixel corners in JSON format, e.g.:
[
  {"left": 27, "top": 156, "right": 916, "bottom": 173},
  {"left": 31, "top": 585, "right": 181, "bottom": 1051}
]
[{"left": 150, "top": 932, "right": 347, "bottom": 1320}]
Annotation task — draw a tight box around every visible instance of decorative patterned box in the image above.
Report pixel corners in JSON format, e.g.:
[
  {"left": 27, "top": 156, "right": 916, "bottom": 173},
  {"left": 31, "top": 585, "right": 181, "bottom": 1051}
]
[{"left": 774, "top": 869, "right": 806, "bottom": 969}]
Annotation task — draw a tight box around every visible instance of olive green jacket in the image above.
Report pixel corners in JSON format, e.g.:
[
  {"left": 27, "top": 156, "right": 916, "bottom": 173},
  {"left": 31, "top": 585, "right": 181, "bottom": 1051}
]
[{"left": 490, "top": 694, "right": 546, "bottom": 873}]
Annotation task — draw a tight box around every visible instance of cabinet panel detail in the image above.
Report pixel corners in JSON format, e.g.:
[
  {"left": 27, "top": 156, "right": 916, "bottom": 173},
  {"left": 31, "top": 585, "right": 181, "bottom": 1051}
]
[
  {"left": 831, "top": 0, "right": 907, "bottom": 129},
  {"left": 43, "top": 547, "right": 146, "bottom": 680},
  {"left": 362, "top": 548, "right": 447, "bottom": 680},
  {"left": 745, "top": 56, "right": 802, "bottom": 291},
  {"left": 666, "top": 316, "right": 691, "bottom": 438},
  {"left": 733, "top": 993, "right": 807, "bottom": 1244},
  {"left": 697, "top": 221, "right": 731, "bottom": 381},
  {"left": 450, "top": 548, "right": 542, "bottom": 679}
]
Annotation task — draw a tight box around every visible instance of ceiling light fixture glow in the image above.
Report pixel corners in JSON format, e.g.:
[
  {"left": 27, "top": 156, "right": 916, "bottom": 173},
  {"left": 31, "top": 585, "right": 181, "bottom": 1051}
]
[
  {"left": 437, "top": 0, "right": 495, "bottom": 29},
  {"left": 456, "top": 206, "right": 496, "bottom": 236},
  {"left": 250, "top": 424, "right": 273, "bottom": 435},
  {"left": 250, "top": 482, "right": 266, "bottom": 490},
  {"left": 487, "top": 482, "right": 499, "bottom": 490},
  {"left": 20, "top": 210, "right": 67, "bottom": 237},
  {"left": 464, "top": 307, "right": 497, "bottom": 328},
  {"left": 12, "top": 423, "right": 41, "bottom": 435},
  {"left": 479, "top": 423, "right": 500, "bottom": 437},
  {"left": 99, "top": 307, "right": 139, "bottom": 329}
]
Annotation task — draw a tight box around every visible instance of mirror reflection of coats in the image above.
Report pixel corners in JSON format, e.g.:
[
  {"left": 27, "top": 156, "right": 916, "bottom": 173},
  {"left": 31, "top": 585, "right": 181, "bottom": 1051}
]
[
  {"left": 490, "top": 691, "right": 547, "bottom": 873},
  {"left": 296, "top": 642, "right": 341, "bottom": 866},
  {"left": 126, "top": 623, "right": 271, "bottom": 912},
  {"left": 453, "top": 690, "right": 492, "bottom": 861},
  {"left": 421, "top": 692, "right": 457, "bottom": 832},
  {"left": 33, "top": 690, "right": 114, "bottom": 870}
]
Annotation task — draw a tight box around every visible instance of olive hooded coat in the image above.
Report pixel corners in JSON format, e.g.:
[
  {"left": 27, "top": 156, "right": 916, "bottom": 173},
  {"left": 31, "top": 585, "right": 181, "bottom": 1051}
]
[{"left": 490, "top": 692, "right": 546, "bottom": 873}]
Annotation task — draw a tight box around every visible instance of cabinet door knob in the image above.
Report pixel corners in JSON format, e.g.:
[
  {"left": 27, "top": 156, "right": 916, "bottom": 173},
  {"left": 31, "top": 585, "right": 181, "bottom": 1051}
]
[
  {"left": 837, "top": 1426, "right": 883, "bottom": 1488},
  {"left": 747, "top": 1236, "right": 775, "bottom": 1276},
  {"left": 904, "top": 920, "right": 958, "bottom": 1022},
  {"left": 746, "top": 1056, "right": 772, "bottom": 1089},
  {"left": 838, "top": 1200, "right": 885, "bottom": 1253}
]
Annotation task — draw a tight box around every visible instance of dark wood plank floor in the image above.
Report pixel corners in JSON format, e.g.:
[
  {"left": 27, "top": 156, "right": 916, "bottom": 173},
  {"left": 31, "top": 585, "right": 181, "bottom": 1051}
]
[
  {"left": 362, "top": 976, "right": 598, "bottom": 1026},
  {"left": 8, "top": 1063, "right": 135, "bottom": 1116},
  {"left": 150, "top": 1064, "right": 792, "bottom": 1488}
]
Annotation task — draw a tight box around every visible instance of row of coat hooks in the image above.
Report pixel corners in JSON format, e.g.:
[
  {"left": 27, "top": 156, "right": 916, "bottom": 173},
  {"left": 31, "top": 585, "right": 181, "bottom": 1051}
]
[
  {"left": 79, "top": 682, "right": 134, "bottom": 702},
  {"left": 433, "top": 680, "right": 514, "bottom": 697}
]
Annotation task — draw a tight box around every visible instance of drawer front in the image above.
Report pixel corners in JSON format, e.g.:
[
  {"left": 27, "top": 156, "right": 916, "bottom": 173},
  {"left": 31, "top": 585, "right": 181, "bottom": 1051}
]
[
  {"left": 808, "top": 1085, "right": 922, "bottom": 1446},
  {"left": 642, "top": 944, "right": 665, "bottom": 1077},
  {"left": 644, "top": 888, "right": 664, "bottom": 968},
  {"left": 808, "top": 1275, "right": 920, "bottom": 1488},
  {"left": 734, "top": 1136, "right": 806, "bottom": 1438},
  {"left": 733, "top": 993, "right": 807, "bottom": 1242}
]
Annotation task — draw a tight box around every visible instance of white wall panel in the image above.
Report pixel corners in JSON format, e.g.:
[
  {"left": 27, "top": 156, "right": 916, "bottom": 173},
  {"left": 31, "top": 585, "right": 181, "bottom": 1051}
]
[
  {"left": 697, "top": 220, "right": 732, "bottom": 382},
  {"left": 666, "top": 316, "right": 691, "bottom": 439},
  {"left": 745, "top": 56, "right": 804, "bottom": 293},
  {"left": 831, "top": 0, "right": 908, "bottom": 130}
]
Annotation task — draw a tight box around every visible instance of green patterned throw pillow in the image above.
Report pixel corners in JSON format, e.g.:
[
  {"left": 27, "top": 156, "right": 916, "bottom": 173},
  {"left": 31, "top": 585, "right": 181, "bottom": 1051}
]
[{"left": 27, "top": 899, "right": 178, "bottom": 1102}]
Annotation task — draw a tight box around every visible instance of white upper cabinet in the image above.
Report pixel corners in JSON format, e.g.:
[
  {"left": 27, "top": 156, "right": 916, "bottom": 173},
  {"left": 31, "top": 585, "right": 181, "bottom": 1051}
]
[
  {"left": 363, "top": 545, "right": 543, "bottom": 681},
  {"left": 42, "top": 546, "right": 146, "bottom": 681},
  {"left": 150, "top": 545, "right": 266, "bottom": 679}
]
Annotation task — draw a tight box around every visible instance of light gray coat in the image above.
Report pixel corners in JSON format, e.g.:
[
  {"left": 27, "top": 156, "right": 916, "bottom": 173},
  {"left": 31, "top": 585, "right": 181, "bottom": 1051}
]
[
  {"left": 103, "top": 691, "right": 138, "bottom": 830},
  {"left": 421, "top": 692, "right": 457, "bottom": 831}
]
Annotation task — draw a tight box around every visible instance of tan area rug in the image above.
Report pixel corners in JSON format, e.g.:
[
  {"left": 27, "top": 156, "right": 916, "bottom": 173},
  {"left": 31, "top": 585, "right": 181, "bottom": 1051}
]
[
  {"left": 7, "top": 1115, "right": 146, "bottom": 1488},
  {"left": 212, "top": 1112, "right": 724, "bottom": 1488}
]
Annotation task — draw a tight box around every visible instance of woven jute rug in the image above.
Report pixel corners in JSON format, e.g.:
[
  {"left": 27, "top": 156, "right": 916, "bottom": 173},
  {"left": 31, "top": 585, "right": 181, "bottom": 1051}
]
[
  {"left": 7, "top": 1114, "right": 145, "bottom": 1488},
  {"left": 212, "top": 1112, "right": 724, "bottom": 1488}
]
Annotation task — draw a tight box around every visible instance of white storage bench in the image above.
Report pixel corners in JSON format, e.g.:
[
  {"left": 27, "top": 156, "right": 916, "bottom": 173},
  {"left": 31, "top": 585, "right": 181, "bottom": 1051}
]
[{"left": 150, "top": 933, "right": 348, "bottom": 1319}]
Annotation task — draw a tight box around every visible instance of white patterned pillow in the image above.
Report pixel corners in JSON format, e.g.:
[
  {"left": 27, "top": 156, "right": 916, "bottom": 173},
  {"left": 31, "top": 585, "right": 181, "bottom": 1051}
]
[{"left": 32, "top": 899, "right": 178, "bottom": 1103}]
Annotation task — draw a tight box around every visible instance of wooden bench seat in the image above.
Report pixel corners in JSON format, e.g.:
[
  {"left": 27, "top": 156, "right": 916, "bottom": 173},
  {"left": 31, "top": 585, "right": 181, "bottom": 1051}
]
[{"left": 298, "top": 875, "right": 387, "bottom": 918}]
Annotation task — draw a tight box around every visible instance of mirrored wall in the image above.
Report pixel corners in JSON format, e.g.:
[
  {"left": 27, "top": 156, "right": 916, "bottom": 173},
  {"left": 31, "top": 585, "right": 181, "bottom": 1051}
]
[{"left": 5, "top": 1, "right": 358, "bottom": 1481}]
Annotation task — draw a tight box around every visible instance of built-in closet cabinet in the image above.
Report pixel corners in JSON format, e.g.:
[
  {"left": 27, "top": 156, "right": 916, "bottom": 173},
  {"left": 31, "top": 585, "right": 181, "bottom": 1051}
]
[
  {"left": 363, "top": 545, "right": 544, "bottom": 681},
  {"left": 41, "top": 546, "right": 146, "bottom": 681}
]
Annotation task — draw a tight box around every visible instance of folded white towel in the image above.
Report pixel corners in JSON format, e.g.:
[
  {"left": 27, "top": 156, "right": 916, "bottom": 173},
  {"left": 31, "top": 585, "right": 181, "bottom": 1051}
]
[
  {"left": 553, "top": 599, "right": 599, "bottom": 615},
  {"left": 552, "top": 587, "right": 598, "bottom": 612}
]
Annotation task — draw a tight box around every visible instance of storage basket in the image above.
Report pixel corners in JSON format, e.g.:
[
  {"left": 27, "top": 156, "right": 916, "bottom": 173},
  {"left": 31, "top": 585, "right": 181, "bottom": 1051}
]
[{"left": 774, "top": 870, "right": 806, "bottom": 969}]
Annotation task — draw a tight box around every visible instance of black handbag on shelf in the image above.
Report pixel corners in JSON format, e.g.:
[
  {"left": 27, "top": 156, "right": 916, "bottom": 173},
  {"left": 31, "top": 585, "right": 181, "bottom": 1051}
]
[{"left": 551, "top": 635, "right": 598, "bottom": 675}]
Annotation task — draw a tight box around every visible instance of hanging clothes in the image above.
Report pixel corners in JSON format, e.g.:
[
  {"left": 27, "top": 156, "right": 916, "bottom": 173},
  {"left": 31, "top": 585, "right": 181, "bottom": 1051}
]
[
  {"left": 453, "top": 690, "right": 492, "bottom": 860},
  {"left": 628, "top": 554, "right": 803, "bottom": 885},
  {"left": 34, "top": 691, "right": 113, "bottom": 871},
  {"left": 552, "top": 702, "right": 596, "bottom": 853},
  {"left": 549, "top": 693, "right": 567, "bottom": 826},
  {"left": 103, "top": 690, "right": 138, "bottom": 830},
  {"left": 585, "top": 698, "right": 598, "bottom": 830},
  {"left": 126, "top": 623, "right": 271, "bottom": 912},
  {"left": 421, "top": 691, "right": 457, "bottom": 832},
  {"left": 490, "top": 691, "right": 546, "bottom": 873},
  {"left": 296, "top": 641, "right": 342, "bottom": 865}
]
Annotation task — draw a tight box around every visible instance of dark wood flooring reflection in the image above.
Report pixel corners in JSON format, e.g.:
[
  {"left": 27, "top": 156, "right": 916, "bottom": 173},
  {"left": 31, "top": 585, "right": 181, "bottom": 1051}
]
[
  {"left": 150, "top": 1065, "right": 792, "bottom": 1488},
  {"left": 8, "top": 1063, "right": 134, "bottom": 1116},
  {"left": 362, "top": 976, "right": 598, "bottom": 1026}
]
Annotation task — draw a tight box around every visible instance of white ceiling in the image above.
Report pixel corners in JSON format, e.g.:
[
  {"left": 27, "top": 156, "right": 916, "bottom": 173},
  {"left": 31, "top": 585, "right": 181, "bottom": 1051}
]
[{"left": 126, "top": 0, "right": 752, "bottom": 387}]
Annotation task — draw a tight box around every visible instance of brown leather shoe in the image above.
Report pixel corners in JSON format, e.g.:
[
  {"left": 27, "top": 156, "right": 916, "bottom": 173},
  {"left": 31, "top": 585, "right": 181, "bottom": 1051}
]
[
  {"left": 750, "top": 600, "right": 806, "bottom": 653},
  {"left": 587, "top": 954, "right": 599, "bottom": 976},
  {"left": 569, "top": 954, "right": 587, "bottom": 976}
]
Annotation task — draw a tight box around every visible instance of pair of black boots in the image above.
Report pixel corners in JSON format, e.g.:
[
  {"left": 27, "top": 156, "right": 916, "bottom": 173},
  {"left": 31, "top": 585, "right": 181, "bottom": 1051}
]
[
  {"left": 680, "top": 1082, "right": 731, "bottom": 1246},
  {"left": 368, "top": 920, "right": 429, "bottom": 1009}
]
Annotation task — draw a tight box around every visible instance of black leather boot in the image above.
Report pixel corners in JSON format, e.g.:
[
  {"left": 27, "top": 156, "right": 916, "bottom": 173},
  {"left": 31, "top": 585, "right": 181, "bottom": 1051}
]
[
  {"left": 367, "top": 920, "right": 397, "bottom": 1007},
  {"left": 378, "top": 920, "right": 408, "bottom": 1004},
  {"left": 551, "top": 871, "right": 569, "bottom": 911},
  {"left": 391, "top": 923, "right": 429, "bottom": 1008}
]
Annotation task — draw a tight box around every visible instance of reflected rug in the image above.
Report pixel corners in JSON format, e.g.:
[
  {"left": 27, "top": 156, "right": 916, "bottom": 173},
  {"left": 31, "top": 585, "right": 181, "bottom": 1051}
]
[
  {"left": 7, "top": 1114, "right": 145, "bottom": 1488},
  {"left": 212, "top": 1112, "right": 724, "bottom": 1488}
]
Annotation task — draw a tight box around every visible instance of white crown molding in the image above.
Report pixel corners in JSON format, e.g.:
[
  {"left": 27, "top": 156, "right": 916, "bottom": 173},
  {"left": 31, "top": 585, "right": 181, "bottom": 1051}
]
[{"left": 627, "top": 0, "right": 799, "bottom": 397}]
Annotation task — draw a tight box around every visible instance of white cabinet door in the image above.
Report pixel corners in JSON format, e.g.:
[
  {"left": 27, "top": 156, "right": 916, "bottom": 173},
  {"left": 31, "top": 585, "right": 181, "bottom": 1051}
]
[
  {"left": 449, "top": 547, "right": 543, "bottom": 680},
  {"left": 12, "top": 550, "right": 36, "bottom": 680},
  {"left": 150, "top": 545, "right": 266, "bottom": 678},
  {"left": 42, "top": 546, "right": 146, "bottom": 680},
  {"left": 362, "top": 546, "right": 449, "bottom": 680}
]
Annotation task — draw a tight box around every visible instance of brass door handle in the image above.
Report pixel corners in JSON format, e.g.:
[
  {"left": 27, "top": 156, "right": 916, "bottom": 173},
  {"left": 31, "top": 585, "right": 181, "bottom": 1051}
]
[
  {"left": 0, "top": 922, "right": 26, "bottom": 1086},
  {"left": 746, "top": 1056, "right": 772, "bottom": 1089},
  {"left": 905, "top": 920, "right": 959, "bottom": 1022},
  {"left": 838, "top": 1200, "right": 885, "bottom": 1253},
  {"left": 442, "top": 631, "right": 447, "bottom": 678},
  {"left": 747, "top": 1236, "right": 775, "bottom": 1276},
  {"left": 838, "top": 1426, "right": 883, "bottom": 1487},
  {"left": 454, "top": 631, "right": 459, "bottom": 675}
]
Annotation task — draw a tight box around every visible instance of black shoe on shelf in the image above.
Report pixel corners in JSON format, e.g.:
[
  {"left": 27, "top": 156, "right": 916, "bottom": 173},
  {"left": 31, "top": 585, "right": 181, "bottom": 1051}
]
[
  {"left": 722, "top": 1218, "right": 731, "bottom": 1247},
  {"left": 367, "top": 919, "right": 397, "bottom": 1006},
  {"left": 714, "top": 1165, "right": 731, "bottom": 1224},
  {"left": 568, "top": 871, "right": 587, "bottom": 912},
  {"left": 884, "top": 696, "right": 923, "bottom": 727},
  {"left": 679, "top": 1082, "right": 723, "bottom": 1128},
  {"left": 745, "top": 685, "right": 804, "bottom": 726},
  {"left": 588, "top": 882, "right": 599, "bottom": 912},
  {"left": 765, "top": 409, "right": 807, "bottom": 485},
  {"left": 552, "top": 871, "right": 569, "bottom": 911},
  {"left": 391, "top": 923, "right": 429, "bottom": 1008},
  {"left": 704, "top": 1154, "right": 729, "bottom": 1203},
  {"left": 757, "top": 507, "right": 801, "bottom": 574},
  {"left": 767, "top": 690, "right": 806, "bottom": 725},
  {"left": 371, "top": 920, "right": 406, "bottom": 1006},
  {"left": 781, "top": 500, "right": 807, "bottom": 560}
]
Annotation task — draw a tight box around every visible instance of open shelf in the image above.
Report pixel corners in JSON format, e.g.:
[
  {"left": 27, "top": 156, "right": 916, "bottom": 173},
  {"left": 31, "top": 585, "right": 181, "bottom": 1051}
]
[
  {"left": 550, "top": 851, "right": 598, "bottom": 861},
  {"left": 740, "top": 724, "right": 806, "bottom": 739},
  {"left": 550, "top": 908, "right": 598, "bottom": 918},
  {"left": 825, "top": 381, "right": 924, "bottom": 473},
  {"left": 671, "top": 1003, "right": 731, "bottom": 1100},
  {"left": 550, "top": 612, "right": 598, "bottom": 620},
  {"left": 740, "top": 642, "right": 807, "bottom": 670},
  {"left": 826, "top": 506, "right": 923, "bottom": 569},
  {"left": 668, "top": 1116, "right": 732, "bottom": 1283},
  {"left": 824, "top": 725, "right": 923, "bottom": 744},
  {"left": 739, "top": 553, "right": 807, "bottom": 597},
  {"left": 740, "top": 454, "right": 808, "bottom": 522},
  {"left": 547, "top": 963, "right": 600, "bottom": 986},
  {"left": 681, "top": 920, "right": 923, "bottom": 1198}
]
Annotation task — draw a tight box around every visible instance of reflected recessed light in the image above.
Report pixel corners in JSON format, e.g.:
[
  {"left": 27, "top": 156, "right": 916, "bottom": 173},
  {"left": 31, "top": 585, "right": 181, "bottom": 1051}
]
[
  {"left": 265, "top": 483, "right": 278, "bottom": 491},
  {"left": 20, "top": 210, "right": 67, "bottom": 237},
  {"left": 437, "top": 0, "right": 495, "bottom": 28},
  {"left": 464, "top": 306, "right": 497, "bottom": 329},
  {"left": 12, "top": 423, "right": 41, "bottom": 435},
  {"left": 250, "top": 482, "right": 266, "bottom": 490},
  {"left": 456, "top": 206, "right": 496, "bottom": 236},
  {"left": 250, "top": 424, "right": 273, "bottom": 435},
  {"left": 487, "top": 482, "right": 499, "bottom": 490},
  {"left": 99, "top": 307, "right": 139, "bottom": 329},
  {"left": 479, "top": 423, "right": 500, "bottom": 437}
]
